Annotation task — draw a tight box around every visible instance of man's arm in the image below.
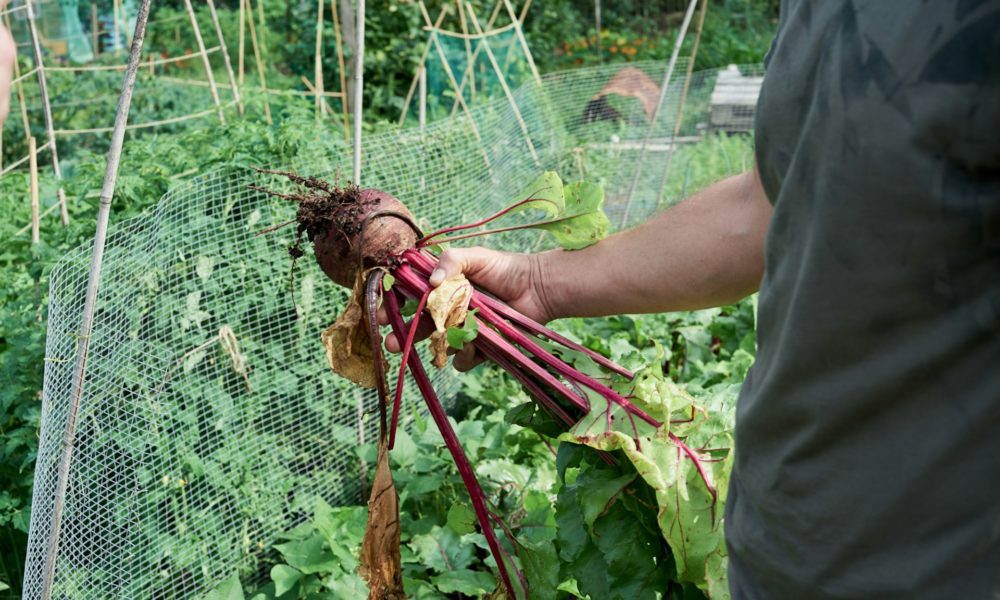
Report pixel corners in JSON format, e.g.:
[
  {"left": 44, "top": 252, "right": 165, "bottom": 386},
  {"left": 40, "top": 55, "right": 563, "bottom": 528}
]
[
  {"left": 386, "top": 168, "right": 772, "bottom": 366},
  {"left": 535, "top": 167, "right": 771, "bottom": 319}
]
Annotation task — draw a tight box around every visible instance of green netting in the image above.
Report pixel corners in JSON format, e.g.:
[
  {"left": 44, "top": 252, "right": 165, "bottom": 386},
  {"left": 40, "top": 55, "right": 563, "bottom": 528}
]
[{"left": 23, "top": 60, "right": 760, "bottom": 598}]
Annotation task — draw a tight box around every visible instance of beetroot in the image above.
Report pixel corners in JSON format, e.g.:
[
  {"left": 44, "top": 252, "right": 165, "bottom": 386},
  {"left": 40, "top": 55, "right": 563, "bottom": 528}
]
[
  {"left": 253, "top": 170, "right": 718, "bottom": 600},
  {"left": 310, "top": 188, "right": 418, "bottom": 287}
]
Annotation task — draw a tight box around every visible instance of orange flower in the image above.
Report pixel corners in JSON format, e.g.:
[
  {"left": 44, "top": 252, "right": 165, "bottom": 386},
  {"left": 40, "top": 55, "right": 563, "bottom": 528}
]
[
  {"left": 610, "top": 46, "right": 618, "bottom": 53},
  {"left": 622, "top": 45, "right": 637, "bottom": 56}
]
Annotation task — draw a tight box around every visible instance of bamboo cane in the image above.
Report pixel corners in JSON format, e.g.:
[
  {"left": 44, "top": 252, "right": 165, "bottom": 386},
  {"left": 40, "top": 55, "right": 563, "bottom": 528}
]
[
  {"left": 206, "top": 0, "right": 243, "bottom": 115},
  {"left": 29, "top": 137, "right": 39, "bottom": 244},
  {"left": 352, "top": 0, "right": 365, "bottom": 184},
  {"left": 184, "top": 0, "right": 225, "bottom": 124},
  {"left": 622, "top": 0, "right": 698, "bottom": 225},
  {"left": 39, "top": 2, "right": 153, "bottom": 596},
  {"left": 655, "top": 0, "right": 708, "bottom": 206},
  {"left": 465, "top": 2, "right": 538, "bottom": 165},
  {"left": 397, "top": 5, "right": 448, "bottom": 127},
  {"left": 237, "top": 0, "right": 245, "bottom": 85},
  {"left": 26, "top": 0, "right": 69, "bottom": 225},
  {"left": 314, "top": 0, "right": 325, "bottom": 119},
  {"left": 91, "top": 3, "right": 99, "bottom": 56},
  {"left": 330, "top": 0, "right": 349, "bottom": 142},
  {"left": 245, "top": 0, "right": 271, "bottom": 124}
]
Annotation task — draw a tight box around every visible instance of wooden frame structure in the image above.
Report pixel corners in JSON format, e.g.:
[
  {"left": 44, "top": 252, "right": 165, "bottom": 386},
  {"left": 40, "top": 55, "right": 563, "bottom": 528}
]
[
  {"left": 397, "top": 0, "right": 541, "bottom": 170},
  {"left": 2, "top": 0, "right": 240, "bottom": 239}
]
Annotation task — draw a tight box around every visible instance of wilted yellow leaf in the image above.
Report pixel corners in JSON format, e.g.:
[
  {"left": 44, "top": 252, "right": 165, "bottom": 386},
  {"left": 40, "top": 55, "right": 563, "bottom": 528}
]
[
  {"left": 426, "top": 275, "right": 473, "bottom": 368},
  {"left": 321, "top": 276, "right": 378, "bottom": 387},
  {"left": 359, "top": 440, "right": 405, "bottom": 599}
]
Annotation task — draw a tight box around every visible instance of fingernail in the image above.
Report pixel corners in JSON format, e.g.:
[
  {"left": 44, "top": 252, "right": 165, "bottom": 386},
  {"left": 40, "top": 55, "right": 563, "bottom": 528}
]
[{"left": 430, "top": 268, "right": 445, "bottom": 285}]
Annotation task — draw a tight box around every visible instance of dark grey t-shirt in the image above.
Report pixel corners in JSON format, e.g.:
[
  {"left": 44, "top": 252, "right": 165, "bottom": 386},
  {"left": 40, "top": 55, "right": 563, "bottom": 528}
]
[{"left": 725, "top": 1, "right": 1000, "bottom": 598}]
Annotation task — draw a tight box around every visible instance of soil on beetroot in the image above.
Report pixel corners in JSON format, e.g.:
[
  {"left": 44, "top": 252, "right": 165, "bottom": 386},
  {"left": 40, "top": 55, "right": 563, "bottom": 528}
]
[{"left": 251, "top": 169, "right": 418, "bottom": 288}]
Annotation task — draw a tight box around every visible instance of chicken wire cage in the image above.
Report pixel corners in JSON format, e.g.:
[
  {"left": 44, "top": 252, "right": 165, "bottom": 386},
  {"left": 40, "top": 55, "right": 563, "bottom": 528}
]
[{"left": 23, "top": 61, "right": 760, "bottom": 599}]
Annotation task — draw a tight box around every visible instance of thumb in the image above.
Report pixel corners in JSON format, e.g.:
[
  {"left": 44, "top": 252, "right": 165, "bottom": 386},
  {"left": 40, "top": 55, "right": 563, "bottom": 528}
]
[{"left": 429, "top": 247, "right": 496, "bottom": 287}]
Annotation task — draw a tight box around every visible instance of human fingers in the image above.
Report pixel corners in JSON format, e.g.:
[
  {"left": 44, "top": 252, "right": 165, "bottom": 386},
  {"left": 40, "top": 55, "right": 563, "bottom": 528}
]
[
  {"left": 430, "top": 247, "right": 501, "bottom": 287},
  {"left": 452, "top": 343, "right": 484, "bottom": 372}
]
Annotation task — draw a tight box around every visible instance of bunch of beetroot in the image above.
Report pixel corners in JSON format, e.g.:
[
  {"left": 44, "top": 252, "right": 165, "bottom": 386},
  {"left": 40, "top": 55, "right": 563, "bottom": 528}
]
[{"left": 252, "top": 170, "right": 717, "bottom": 599}]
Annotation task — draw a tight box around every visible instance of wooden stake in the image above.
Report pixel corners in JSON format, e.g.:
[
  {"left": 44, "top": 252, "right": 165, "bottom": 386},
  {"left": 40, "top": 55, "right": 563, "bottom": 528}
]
[
  {"left": 257, "top": 0, "right": 265, "bottom": 49},
  {"left": 455, "top": 0, "right": 474, "bottom": 103},
  {"left": 623, "top": 0, "right": 699, "bottom": 223},
  {"left": 40, "top": 2, "right": 154, "bottom": 596},
  {"left": 29, "top": 137, "right": 39, "bottom": 244},
  {"left": 502, "top": 0, "right": 540, "bottom": 85},
  {"left": 419, "top": 2, "right": 494, "bottom": 180},
  {"left": 244, "top": 0, "right": 271, "bottom": 125},
  {"left": 26, "top": 0, "right": 69, "bottom": 225},
  {"left": 397, "top": 5, "right": 448, "bottom": 127},
  {"left": 113, "top": 0, "right": 121, "bottom": 50},
  {"left": 655, "top": 0, "right": 709, "bottom": 206},
  {"left": 91, "top": 3, "right": 99, "bottom": 56},
  {"left": 238, "top": 0, "right": 245, "bottom": 85},
  {"left": 314, "top": 0, "right": 325, "bottom": 119},
  {"left": 330, "top": 0, "right": 350, "bottom": 142},
  {"left": 449, "top": 0, "right": 503, "bottom": 119},
  {"left": 206, "top": 0, "right": 244, "bottom": 115},
  {"left": 465, "top": 2, "right": 538, "bottom": 165},
  {"left": 418, "top": 66, "right": 426, "bottom": 192},
  {"left": 184, "top": 0, "right": 225, "bottom": 124},
  {"left": 352, "top": 0, "right": 365, "bottom": 184},
  {"left": 594, "top": 0, "right": 602, "bottom": 64}
]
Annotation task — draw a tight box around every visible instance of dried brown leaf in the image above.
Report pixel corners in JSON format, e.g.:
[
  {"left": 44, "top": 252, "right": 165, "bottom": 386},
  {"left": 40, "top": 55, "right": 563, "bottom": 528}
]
[
  {"left": 322, "top": 275, "right": 378, "bottom": 387},
  {"left": 359, "top": 440, "right": 405, "bottom": 600},
  {"left": 426, "top": 275, "right": 473, "bottom": 368}
]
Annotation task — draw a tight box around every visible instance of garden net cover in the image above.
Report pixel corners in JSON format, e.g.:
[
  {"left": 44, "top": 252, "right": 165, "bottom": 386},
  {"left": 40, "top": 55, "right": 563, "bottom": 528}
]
[{"left": 23, "top": 61, "right": 760, "bottom": 598}]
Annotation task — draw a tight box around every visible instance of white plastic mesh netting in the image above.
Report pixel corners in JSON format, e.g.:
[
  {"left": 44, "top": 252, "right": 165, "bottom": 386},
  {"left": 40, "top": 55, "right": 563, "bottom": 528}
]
[{"left": 24, "top": 61, "right": 760, "bottom": 599}]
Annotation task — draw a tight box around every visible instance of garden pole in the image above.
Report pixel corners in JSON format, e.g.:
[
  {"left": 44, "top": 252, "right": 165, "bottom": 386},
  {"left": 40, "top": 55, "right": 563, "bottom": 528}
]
[
  {"left": 184, "top": 0, "right": 226, "bottom": 124},
  {"left": 595, "top": 0, "right": 602, "bottom": 64},
  {"left": 396, "top": 5, "right": 447, "bottom": 127},
  {"left": 91, "top": 3, "right": 99, "bottom": 56},
  {"left": 455, "top": 0, "right": 475, "bottom": 103},
  {"left": 465, "top": 2, "right": 539, "bottom": 166},
  {"left": 238, "top": 0, "right": 245, "bottom": 85},
  {"left": 330, "top": 0, "right": 350, "bottom": 142},
  {"left": 29, "top": 137, "right": 39, "bottom": 244},
  {"left": 419, "top": 65, "right": 426, "bottom": 192},
  {"left": 352, "top": 0, "right": 365, "bottom": 184},
  {"left": 26, "top": 0, "right": 69, "bottom": 226},
  {"left": 314, "top": 0, "right": 325, "bottom": 119},
  {"left": 351, "top": 0, "right": 368, "bottom": 501},
  {"left": 39, "top": 2, "right": 153, "bottom": 595},
  {"left": 206, "top": 0, "right": 244, "bottom": 116},
  {"left": 502, "top": 0, "right": 539, "bottom": 86},
  {"left": 655, "top": 0, "right": 708, "bottom": 206},
  {"left": 621, "top": 0, "right": 698, "bottom": 225},
  {"left": 244, "top": 0, "right": 272, "bottom": 125}
]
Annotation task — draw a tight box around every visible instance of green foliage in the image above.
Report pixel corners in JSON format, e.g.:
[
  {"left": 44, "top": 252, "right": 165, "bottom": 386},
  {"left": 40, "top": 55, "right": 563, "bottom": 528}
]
[{"left": 527, "top": 0, "right": 778, "bottom": 73}]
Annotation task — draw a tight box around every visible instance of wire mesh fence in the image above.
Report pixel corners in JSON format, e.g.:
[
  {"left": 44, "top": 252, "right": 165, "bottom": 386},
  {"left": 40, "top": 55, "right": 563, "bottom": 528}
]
[{"left": 24, "top": 60, "right": 760, "bottom": 599}]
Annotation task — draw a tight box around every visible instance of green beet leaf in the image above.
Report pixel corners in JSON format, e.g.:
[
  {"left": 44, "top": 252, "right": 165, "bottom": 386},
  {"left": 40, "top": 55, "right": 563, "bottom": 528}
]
[
  {"left": 535, "top": 181, "right": 611, "bottom": 250},
  {"left": 446, "top": 308, "right": 479, "bottom": 349},
  {"left": 430, "top": 569, "right": 496, "bottom": 595}
]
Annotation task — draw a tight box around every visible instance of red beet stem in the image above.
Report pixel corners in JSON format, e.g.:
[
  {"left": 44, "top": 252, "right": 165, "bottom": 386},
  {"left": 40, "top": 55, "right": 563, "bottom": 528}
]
[
  {"left": 389, "top": 287, "right": 432, "bottom": 450},
  {"left": 417, "top": 195, "right": 560, "bottom": 247},
  {"left": 405, "top": 249, "right": 634, "bottom": 379},
  {"left": 383, "top": 290, "right": 524, "bottom": 598}
]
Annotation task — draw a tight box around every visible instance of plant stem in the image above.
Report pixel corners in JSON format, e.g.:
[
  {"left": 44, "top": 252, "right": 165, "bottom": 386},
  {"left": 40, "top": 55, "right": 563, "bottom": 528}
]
[
  {"left": 406, "top": 249, "right": 633, "bottom": 379},
  {"left": 417, "top": 195, "right": 559, "bottom": 247},
  {"left": 389, "top": 287, "right": 431, "bottom": 450},
  {"left": 383, "top": 290, "right": 523, "bottom": 599}
]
